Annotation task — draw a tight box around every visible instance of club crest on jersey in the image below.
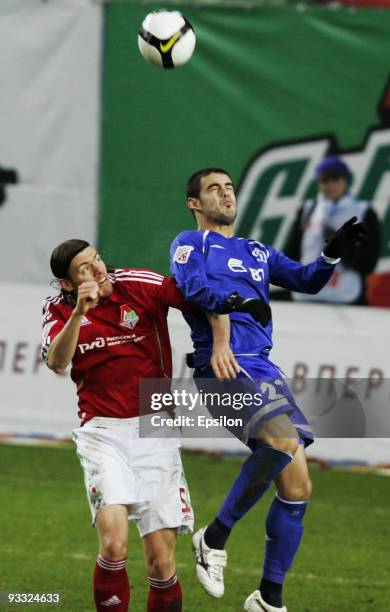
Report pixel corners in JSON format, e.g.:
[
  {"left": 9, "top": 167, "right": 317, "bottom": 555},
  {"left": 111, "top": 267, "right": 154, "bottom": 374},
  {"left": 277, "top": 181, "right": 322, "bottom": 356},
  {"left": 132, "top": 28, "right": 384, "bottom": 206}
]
[
  {"left": 120, "top": 305, "right": 139, "bottom": 329},
  {"left": 173, "top": 245, "right": 194, "bottom": 264},
  {"left": 251, "top": 248, "right": 267, "bottom": 263}
]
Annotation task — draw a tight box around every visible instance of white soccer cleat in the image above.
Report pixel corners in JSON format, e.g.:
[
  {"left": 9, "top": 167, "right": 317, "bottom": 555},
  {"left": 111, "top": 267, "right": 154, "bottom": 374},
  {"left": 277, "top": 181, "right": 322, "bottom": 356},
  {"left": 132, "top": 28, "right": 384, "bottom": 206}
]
[
  {"left": 244, "top": 590, "right": 287, "bottom": 612},
  {"left": 192, "top": 526, "right": 227, "bottom": 598}
]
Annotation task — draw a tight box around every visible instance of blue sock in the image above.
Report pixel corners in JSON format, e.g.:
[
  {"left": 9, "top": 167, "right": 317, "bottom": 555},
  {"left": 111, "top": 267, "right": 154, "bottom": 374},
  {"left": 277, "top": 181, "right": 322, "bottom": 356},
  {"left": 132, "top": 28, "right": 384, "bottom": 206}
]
[
  {"left": 262, "top": 495, "right": 308, "bottom": 585},
  {"left": 217, "top": 445, "right": 293, "bottom": 529}
]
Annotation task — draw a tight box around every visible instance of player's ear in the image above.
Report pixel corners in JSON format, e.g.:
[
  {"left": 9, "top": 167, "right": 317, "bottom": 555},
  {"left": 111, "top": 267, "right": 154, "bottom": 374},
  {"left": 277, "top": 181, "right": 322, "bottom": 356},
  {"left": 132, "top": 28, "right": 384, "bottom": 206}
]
[
  {"left": 60, "top": 278, "right": 74, "bottom": 292},
  {"left": 187, "top": 197, "right": 202, "bottom": 213}
]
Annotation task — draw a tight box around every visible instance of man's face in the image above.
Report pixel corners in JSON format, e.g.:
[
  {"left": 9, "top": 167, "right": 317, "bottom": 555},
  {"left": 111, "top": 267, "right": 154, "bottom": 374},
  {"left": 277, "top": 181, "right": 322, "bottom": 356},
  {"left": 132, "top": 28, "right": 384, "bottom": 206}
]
[
  {"left": 191, "top": 172, "right": 237, "bottom": 225},
  {"left": 318, "top": 174, "right": 348, "bottom": 201},
  {"left": 64, "top": 246, "right": 113, "bottom": 298}
]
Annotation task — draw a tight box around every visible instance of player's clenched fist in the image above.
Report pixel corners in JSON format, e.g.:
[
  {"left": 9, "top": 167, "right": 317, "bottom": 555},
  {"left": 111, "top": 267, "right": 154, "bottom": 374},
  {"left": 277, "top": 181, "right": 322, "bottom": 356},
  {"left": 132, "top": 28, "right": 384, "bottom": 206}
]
[{"left": 74, "top": 281, "right": 100, "bottom": 315}]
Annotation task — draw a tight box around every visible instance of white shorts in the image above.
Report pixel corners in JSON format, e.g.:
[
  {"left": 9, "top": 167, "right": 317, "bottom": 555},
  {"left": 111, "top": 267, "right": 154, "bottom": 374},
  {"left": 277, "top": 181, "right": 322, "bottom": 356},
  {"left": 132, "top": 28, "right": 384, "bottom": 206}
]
[{"left": 72, "top": 416, "right": 194, "bottom": 537}]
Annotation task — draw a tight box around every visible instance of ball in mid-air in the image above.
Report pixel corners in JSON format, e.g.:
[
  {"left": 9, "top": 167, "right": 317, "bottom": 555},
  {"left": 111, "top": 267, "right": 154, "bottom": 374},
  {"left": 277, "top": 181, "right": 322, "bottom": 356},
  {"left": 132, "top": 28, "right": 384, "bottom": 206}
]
[{"left": 138, "top": 10, "right": 196, "bottom": 69}]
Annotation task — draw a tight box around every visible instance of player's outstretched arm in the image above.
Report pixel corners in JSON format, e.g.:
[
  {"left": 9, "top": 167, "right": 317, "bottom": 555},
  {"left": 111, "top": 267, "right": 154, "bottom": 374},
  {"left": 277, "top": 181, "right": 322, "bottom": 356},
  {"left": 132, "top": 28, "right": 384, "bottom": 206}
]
[
  {"left": 46, "top": 282, "right": 100, "bottom": 373},
  {"left": 206, "top": 313, "right": 240, "bottom": 381},
  {"left": 268, "top": 250, "right": 337, "bottom": 294},
  {"left": 269, "top": 218, "right": 368, "bottom": 294}
]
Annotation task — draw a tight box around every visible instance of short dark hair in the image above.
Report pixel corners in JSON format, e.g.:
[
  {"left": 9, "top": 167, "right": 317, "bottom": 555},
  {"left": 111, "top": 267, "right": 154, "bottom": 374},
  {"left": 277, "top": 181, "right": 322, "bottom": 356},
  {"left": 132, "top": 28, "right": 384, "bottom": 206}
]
[
  {"left": 186, "top": 167, "right": 232, "bottom": 199},
  {"left": 50, "top": 239, "right": 90, "bottom": 279}
]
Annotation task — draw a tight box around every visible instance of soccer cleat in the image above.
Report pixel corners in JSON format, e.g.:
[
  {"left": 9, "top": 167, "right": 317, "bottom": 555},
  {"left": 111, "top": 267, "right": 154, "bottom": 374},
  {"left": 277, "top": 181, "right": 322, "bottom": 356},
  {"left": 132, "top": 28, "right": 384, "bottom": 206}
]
[
  {"left": 192, "top": 526, "right": 227, "bottom": 598},
  {"left": 244, "top": 590, "right": 287, "bottom": 612}
]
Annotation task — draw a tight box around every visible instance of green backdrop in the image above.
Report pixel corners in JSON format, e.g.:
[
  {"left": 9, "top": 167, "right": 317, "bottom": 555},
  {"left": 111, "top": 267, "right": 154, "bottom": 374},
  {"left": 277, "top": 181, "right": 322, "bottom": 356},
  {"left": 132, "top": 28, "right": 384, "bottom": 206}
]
[{"left": 99, "top": 1, "right": 390, "bottom": 272}]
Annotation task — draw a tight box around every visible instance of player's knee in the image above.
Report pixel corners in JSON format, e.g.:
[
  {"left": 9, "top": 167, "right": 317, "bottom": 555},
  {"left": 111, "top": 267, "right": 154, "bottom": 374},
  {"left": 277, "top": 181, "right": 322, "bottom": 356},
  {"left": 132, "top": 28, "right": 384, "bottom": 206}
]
[
  {"left": 271, "top": 436, "right": 300, "bottom": 457},
  {"left": 146, "top": 550, "right": 176, "bottom": 579},
  {"left": 100, "top": 538, "right": 128, "bottom": 561},
  {"left": 282, "top": 477, "right": 312, "bottom": 501}
]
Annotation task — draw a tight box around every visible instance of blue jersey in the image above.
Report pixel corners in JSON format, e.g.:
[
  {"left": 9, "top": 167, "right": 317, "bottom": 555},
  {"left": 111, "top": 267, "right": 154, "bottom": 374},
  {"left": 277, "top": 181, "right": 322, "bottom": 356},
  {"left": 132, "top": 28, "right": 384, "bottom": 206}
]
[{"left": 170, "top": 229, "right": 337, "bottom": 367}]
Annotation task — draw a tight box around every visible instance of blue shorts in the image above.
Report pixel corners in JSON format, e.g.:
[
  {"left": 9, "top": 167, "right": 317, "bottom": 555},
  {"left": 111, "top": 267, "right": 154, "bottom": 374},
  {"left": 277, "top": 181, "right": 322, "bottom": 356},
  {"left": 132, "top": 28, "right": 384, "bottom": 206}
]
[{"left": 194, "top": 355, "right": 314, "bottom": 449}]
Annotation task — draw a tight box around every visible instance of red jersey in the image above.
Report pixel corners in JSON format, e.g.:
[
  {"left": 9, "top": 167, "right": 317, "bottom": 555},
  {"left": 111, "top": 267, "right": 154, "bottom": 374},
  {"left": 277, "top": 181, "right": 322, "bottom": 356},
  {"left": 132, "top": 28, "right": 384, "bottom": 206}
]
[{"left": 42, "top": 268, "right": 194, "bottom": 424}]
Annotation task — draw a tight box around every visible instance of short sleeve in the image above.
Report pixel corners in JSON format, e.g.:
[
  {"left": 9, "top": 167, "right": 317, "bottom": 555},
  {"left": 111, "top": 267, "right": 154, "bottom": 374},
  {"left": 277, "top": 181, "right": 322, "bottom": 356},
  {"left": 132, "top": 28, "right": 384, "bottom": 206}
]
[{"left": 41, "top": 298, "right": 67, "bottom": 363}]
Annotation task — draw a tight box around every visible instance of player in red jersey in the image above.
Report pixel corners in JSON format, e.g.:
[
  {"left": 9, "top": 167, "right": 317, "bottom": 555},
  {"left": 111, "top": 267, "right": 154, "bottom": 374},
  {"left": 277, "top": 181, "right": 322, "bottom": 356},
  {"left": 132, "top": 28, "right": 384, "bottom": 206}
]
[{"left": 41, "top": 239, "right": 237, "bottom": 612}]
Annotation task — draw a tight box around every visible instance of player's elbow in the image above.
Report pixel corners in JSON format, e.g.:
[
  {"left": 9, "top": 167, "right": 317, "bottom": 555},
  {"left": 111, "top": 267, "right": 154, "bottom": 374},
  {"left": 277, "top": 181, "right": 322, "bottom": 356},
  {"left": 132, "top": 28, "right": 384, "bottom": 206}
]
[
  {"left": 48, "top": 361, "right": 66, "bottom": 375},
  {"left": 181, "top": 281, "right": 227, "bottom": 313},
  {"left": 53, "top": 365, "right": 66, "bottom": 375},
  {"left": 303, "top": 278, "right": 330, "bottom": 294},
  {"left": 182, "top": 282, "right": 211, "bottom": 307},
  {"left": 46, "top": 352, "right": 67, "bottom": 374}
]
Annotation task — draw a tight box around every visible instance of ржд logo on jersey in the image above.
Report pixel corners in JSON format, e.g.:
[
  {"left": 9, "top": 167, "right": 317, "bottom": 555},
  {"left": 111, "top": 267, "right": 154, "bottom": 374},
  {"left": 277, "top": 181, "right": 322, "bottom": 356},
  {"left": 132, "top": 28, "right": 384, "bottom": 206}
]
[
  {"left": 120, "top": 304, "right": 139, "bottom": 329},
  {"left": 79, "top": 337, "right": 105, "bottom": 354}
]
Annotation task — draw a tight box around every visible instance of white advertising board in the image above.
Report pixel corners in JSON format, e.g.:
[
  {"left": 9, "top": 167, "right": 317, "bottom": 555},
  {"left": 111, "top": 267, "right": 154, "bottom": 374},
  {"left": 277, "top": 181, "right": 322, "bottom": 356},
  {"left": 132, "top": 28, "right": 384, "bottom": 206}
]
[{"left": 0, "top": 282, "right": 389, "bottom": 464}]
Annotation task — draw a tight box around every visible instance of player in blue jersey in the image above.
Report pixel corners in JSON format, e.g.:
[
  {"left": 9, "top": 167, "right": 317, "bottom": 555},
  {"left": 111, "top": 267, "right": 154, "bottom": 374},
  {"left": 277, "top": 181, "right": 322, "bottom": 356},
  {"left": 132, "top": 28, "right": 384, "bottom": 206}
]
[{"left": 170, "top": 168, "right": 367, "bottom": 612}]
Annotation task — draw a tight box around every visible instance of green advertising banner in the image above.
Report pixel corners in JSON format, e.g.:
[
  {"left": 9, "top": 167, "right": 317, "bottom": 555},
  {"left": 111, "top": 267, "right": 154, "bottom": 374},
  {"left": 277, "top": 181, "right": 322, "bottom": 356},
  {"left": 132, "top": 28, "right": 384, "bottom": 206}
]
[{"left": 99, "top": 1, "right": 390, "bottom": 273}]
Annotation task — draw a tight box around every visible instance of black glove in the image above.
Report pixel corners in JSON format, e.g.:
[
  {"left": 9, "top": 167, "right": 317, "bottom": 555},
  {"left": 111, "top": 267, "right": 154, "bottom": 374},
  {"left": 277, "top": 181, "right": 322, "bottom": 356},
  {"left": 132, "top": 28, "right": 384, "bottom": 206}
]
[
  {"left": 323, "top": 216, "right": 368, "bottom": 259},
  {"left": 225, "top": 292, "right": 272, "bottom": 326}
]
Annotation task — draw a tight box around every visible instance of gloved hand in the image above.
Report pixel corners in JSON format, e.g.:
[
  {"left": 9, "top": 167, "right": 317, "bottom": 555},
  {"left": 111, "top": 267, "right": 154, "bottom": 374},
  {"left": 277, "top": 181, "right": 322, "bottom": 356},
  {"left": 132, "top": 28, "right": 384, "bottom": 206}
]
[
  {"left": 225, "top": 292, "right": 272, "bottom": 326},
  {"left": 323, "top": 216, "right": 368, "bottom": 259}
]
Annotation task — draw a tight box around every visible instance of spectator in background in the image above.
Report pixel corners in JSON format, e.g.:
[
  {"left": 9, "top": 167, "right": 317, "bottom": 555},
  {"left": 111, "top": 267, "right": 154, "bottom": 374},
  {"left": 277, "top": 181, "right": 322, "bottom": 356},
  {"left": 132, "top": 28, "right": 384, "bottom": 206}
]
[{"left": 284, "top": 156, "right": 380, "bottom": 305}]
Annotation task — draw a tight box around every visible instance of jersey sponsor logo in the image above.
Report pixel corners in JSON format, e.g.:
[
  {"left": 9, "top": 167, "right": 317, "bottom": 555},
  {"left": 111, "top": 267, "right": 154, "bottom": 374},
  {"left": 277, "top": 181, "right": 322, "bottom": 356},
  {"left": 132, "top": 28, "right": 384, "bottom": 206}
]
[
  {"left": 173, "top": 245, "right": 194, "bottom": 264},
  {"left": 78, "top": 334, "right": 146, "bottom": 354},
  {"left": 236, "top": 78, "right": 390, "bottom": 271},
  {"left": 120, "top": 304, "right": 139, "bottom": 329},
  {"left": 78, "top": 337, "right": 105, "bottom": 354},
  {"left": 106, "top": 334, "right": 146, "bottom": 347},
  {"left": 228, "top": 258, "right": 247, "bottom": 273},
  {"left": 227, "top": 258, "right": 265, "bottom": 282}
]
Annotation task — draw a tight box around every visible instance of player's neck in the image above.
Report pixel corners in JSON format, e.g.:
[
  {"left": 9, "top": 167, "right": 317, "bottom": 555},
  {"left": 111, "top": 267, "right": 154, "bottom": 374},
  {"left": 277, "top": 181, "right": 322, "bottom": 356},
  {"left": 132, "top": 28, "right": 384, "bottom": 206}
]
[{"left": 197, "top": 221, "right": 235, "bottom": 238}]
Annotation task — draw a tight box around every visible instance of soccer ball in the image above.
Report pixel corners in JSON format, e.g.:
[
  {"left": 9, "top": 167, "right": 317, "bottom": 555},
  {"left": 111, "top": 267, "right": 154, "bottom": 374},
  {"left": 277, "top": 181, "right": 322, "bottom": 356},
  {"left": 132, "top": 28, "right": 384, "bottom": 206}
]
[{"left": 138, "top": 10, "right": 196, "bottom": 69}]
